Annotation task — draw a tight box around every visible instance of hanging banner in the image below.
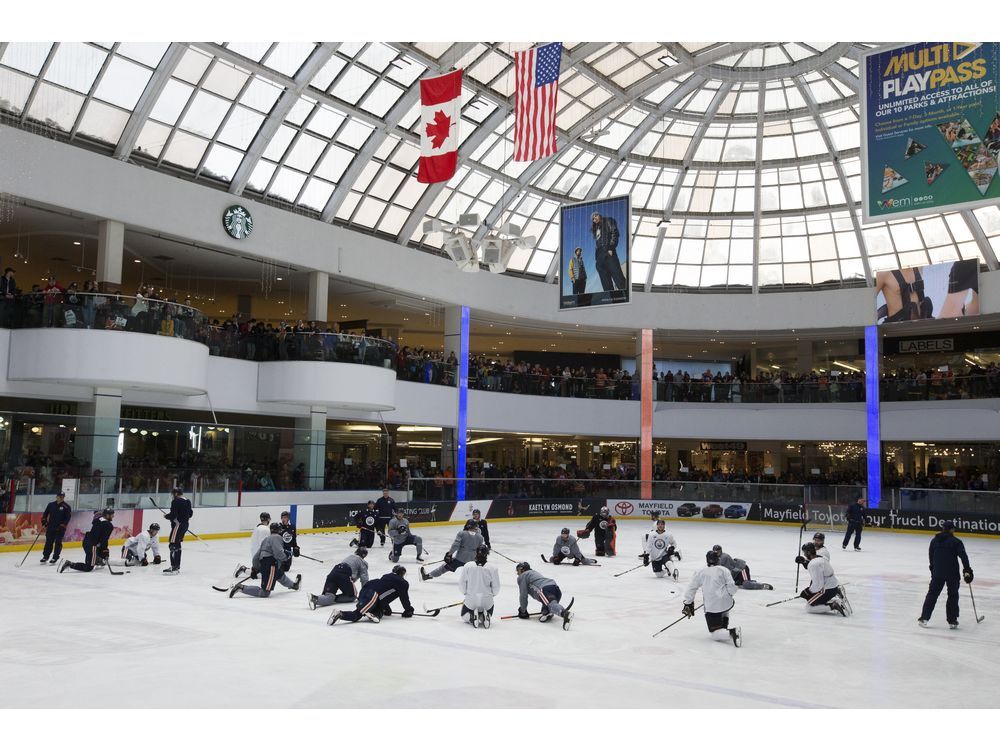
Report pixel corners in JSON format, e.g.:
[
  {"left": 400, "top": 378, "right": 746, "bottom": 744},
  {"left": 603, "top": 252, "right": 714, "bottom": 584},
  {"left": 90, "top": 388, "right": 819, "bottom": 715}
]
[
  {"left": 861, "top": 43, "right": 1000, "bottom": 222},
  {"left": 875, "top": 258, "right": 980, "bottom": 323},
  {"left": 560, "top": 195, "right": 631, "bottom": 310}
]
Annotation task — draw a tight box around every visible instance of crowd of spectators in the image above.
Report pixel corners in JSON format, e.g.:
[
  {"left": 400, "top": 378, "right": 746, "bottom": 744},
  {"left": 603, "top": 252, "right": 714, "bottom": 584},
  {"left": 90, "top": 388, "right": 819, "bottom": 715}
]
[{"left": 881, "top": 363, "right": 1000, "bottom": 400}]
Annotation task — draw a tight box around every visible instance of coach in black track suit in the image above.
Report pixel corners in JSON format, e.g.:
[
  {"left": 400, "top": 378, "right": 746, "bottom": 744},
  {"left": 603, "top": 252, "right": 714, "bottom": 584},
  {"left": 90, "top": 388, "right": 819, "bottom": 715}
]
[
  {"left": 40, "top": 492, "right": 73, "bottom": 564},
  {"left": 842, "top": 497, "right": 866, "bottom": 550},
  {"left": 919, "top": 521, "right": 973, "bottom": 628},
  {"left": 374, "top": 489, "right": 396, "bottom": 546}
]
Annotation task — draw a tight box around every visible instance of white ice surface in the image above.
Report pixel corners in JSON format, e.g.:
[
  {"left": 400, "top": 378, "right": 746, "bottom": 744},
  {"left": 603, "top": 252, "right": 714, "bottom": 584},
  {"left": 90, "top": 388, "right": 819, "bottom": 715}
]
[{"left": 1, "top": 520, "right": 997, "bottom": 709}]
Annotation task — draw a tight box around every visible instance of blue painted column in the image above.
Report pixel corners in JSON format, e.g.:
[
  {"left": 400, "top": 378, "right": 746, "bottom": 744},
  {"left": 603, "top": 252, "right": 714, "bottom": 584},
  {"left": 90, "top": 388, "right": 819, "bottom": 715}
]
[
  {"left": 865, "top": 325, "right": 881, "bottom": 508},
  {"left": 457, "top": 305, "right": 469, "bottom": 501}
]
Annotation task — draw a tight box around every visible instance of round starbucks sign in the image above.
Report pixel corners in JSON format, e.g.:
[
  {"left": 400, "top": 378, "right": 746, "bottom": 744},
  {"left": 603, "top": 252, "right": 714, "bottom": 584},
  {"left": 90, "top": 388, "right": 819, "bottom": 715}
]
[{"left": 223, "top": 205, "right": 253, "bottom": 240}]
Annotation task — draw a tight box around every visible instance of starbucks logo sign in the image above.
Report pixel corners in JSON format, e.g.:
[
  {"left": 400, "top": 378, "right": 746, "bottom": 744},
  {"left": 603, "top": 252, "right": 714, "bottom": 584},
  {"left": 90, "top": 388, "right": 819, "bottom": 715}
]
[{"left": 222, "top": 205, "right": 253, "bottom": 240}]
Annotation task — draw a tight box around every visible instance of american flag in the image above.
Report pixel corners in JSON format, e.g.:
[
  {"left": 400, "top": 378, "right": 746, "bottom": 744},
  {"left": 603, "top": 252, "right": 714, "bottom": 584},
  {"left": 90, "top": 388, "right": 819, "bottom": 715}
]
[{"left": 514, "top": 42, "right": 563, "bottom": 162}]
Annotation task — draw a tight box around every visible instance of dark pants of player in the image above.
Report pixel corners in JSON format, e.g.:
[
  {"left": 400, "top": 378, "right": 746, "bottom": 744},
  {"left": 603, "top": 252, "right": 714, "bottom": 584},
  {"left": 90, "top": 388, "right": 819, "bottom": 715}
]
[
  {"left": 122, "top": 547, "right": 143, "bottom": 566},
  {"left": 240, "top": 558, "right": 294, "bottom": 598},
  {"left": 319, "top": 564, "right": 357, "bottom": 604},
  {"left": 282, "top": 553, "right": 293, "bottom": 573},
  {"left": 536, "top": 584, "right": 565, "bottom": 616},
  {"left": 595, "top": 252, "right": 627, "bottom": 291},
  {"left": 375, "top": 518, "right": 388, "bottom": 545},
  {"left": 595, "top": 529, "right": 616, "bottom": 556},
  {"left": 842, "top": 521, "right": 862, "bottom": 549},
  {"left": 705, "top": 609, "right": 733, "bottom": 633},
  {"left": 390, "top": 534, "right": 422, "bottom": 561},
  {"left": 920, "top": 575, "right": 960, "bottom": 623},
  {"left": 731, "top": 565, "right": 751, "bottom": 584},
  {"left": 429, "top": 558, "right": 467, "bottom": 578},
  {"left": 339, "top": 584, "right": 384, "bottom": 622},
  {"left": 358, "top": 528, "right": 376, "bottom": 549},
  {"left": 652, "top": 557, "right": 672, "bottom": 575},
  {"left": 461, "top": 604, "right": 494, "bottom": 618},
  {"left": 42, "top": 528, "right": 65, "bottom": 561},
  {"left": 803, "top": 588, "right": 840, "bottom": 608},
  {"left": 67, "top": 538, "right": 102, "bottom": 572},
  {"left": 168, "top": 520, "right": 188, "bottom": 569}
]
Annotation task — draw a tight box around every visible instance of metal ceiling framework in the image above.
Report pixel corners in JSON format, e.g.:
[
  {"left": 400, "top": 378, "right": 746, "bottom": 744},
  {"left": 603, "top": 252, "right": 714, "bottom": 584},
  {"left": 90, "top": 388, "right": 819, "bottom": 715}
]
[{"left": 1, "top": 41, "right": 997, "bottom": 293}]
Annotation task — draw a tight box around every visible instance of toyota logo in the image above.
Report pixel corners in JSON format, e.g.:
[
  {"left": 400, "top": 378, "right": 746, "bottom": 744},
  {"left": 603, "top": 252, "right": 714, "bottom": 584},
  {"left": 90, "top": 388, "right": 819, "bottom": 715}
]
[{"left": 615, "top": 501, "right": 633, "bottom": 515}]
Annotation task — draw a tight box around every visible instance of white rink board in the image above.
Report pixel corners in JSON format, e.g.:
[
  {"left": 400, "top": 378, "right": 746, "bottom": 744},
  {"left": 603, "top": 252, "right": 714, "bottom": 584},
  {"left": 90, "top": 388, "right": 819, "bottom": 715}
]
[{"left": 1, "top": 519, "right": 998, "bottom": 709}]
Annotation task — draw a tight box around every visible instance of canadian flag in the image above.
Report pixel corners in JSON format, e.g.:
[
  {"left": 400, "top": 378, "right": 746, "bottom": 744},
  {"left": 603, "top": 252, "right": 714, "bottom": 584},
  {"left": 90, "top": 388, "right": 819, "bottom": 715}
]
[{"left": 418, "top": 69, "right": 462, "bottom": 184}]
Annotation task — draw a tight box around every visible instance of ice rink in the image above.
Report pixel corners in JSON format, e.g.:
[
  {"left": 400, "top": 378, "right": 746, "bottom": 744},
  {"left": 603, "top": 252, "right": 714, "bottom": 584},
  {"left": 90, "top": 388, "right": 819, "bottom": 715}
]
[{"left": 2, "top": 518, "right": 998, "bottom": 709}]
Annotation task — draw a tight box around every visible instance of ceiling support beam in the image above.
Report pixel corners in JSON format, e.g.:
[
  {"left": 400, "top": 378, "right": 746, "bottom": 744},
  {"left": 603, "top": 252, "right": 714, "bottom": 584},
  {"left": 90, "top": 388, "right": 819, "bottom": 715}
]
[{"left": 114, "top": 43, "right": 186, "bottom": 160}]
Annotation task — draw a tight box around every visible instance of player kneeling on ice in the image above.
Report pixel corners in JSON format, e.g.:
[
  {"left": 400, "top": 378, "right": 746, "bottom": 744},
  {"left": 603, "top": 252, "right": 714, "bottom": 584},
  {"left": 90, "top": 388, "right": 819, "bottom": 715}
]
[
  {"left": 579, "top": 506, "right": 617, "bottom": 556},
  {"left": 681, "top": 549, "right": 742, "bottom": 647},
  {"left": 120, "top": 523, "right": 161, "bottom": 567},
  {"left": 548, "top": 528, "right": 597, "bottom": 565},
  {"left": 328, "top": 565, "right": 414, "bottom": 625},
  {"left": 58, "top": 508, "right": 115, "bottom": 574},
  {"left": 388, "top": 509, "right": 425, "bottom": 563},
  {"left": 230, "top": 523, "right": 301, "bottom": 598},
  {"left": 796, "top": 542, "right": 851, "bottom": 616},
  {"left": 712, "top": 544, "right": 770, "bottom": 589},
  {"left": 515, "top": 561, "right": 574, "bottom": 629},
  {"left": 459, "top": 546, "right": 500, "bottom": 628},
  {"left": 309, "top": 547, "right": 369, "bottom": 609},
  {"left": 235, "top": 512, "right": 271, "bottom": 580},
  {"left": 421, "top": 520, "right": 484, "bottom": 580},
  {"left": 643, "top": 519, "right": 679, "bottom": 579}
]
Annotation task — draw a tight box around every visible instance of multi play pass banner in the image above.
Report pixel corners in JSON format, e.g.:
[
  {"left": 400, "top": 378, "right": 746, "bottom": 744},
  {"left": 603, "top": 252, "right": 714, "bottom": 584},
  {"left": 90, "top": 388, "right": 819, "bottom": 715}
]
[{"left": 861, "top": 43, "right": 1000, "bottom": 222}]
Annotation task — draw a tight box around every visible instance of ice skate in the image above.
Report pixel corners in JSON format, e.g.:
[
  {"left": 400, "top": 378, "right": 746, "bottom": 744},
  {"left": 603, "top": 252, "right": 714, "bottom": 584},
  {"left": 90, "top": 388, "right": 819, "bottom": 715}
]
[
  {"left": 480, "top": 611, "right": 490, "bottom": 629},
  {"left": 327, "top": 611, "right": 342, "bottom": 626},
  {"left": 57, "top": 559, "right": 69, "bottom": 573},
  {"left": 562, "top": 610, "right": 574, "bottom": 630},
  {"left": 730, "top": 627, "right": 742, "bottom": 647},
  {"left": 308, "top": 594, "right": 318, "bottom": 610},
  {"left": 229, "top": 583, "right": 242, "bottom": 598},
  {"left": 362, "top": 611, "right": 380, "bottom": 624},
  {"left": 291, "top": 574, "right": 301, "bottom": 591},
  {"left": 233, "top": 564, "right": 247, "bottom": 578},
  {"left": 419, "top": 567, "right": 431, "bottom": 581},
  {"left": 949, "top": 621, "right": 959, "bottom": 630},
  {"left": 918, "top": 618, "right": 928, "bottom": 628}
]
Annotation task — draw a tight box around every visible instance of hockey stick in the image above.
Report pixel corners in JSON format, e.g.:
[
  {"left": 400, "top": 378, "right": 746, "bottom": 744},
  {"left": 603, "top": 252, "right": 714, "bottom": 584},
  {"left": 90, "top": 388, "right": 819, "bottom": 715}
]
[
  {"left": 424, "top": 601, "right": 463, "bottom": 614},
  {"left": 500, "top": 611, "right": 544, "bottom": 620},
  {"left": 15, "top": 530, "right": 43, "bottom": 568},
  {"left": 408, "top": 611, "right": 440, "bottom": 618},
  {"left": 613, "top": 562, "right": 646, "bottom": 578},
  {"left": 765, "top": 594, "right": 803, "bottom": 607},
  {"left": 148, "top": 497, "right": 211, "bottom": 549},
  {"left": 969, "top": 582, "right": 985, "bottom": 623},
  {"left": 539, "top": 553, "right": 600, "bottom": 567},
  {"left": 652, "top": 603, "right": 703, "bottom": 637},
  {"left": 105, "top": 553, "right": 128, "bottom": 575},
  {"left": 490, "top": 548, "right": 518, "bottom": 564},
  {"left": 298, "top": 553, "right": 325, "bottom": 564},
  {"left": 213, "top": 575, "right": 251, "bottom": 592}
]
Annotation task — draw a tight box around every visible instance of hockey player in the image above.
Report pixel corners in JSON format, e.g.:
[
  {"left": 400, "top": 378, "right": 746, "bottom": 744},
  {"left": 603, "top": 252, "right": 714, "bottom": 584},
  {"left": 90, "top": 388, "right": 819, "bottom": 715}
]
[
  {"left": 388, "top": 508, "right": 425, "bottom": 562},
  {"left": 163, "top": 487, "right": 193, "bottom": 575},
  {"left": 471, "top": 508, "right": 490, "bottom": 548},
  {"left": 681, "top": 549, "right": 742, "bottom": 647},
  {"left": 328, "top": 565, "right": 414, "bottom": 624},
  {"left": 548, "top": 528, "right": 596, "bottom": 565},
  {"left": 309, "top": 547, "right": 369, "bottom": 609},
  {"left": 235, "top": 512, "right": 271, "bottom": 579},
  {"left": 374, "top": 488, "right": 396, "bottom": 546},
  {"left": 120, "top": 523, "right": 161, "bottom": 567},
  {"left": 40, "top": 491, "right": 73, "bottom": 565},
  {"left": 797, "top": 542, "right": 850, "bottom": 616},
  {"left": 353, "top": 501, "right": 378, "bottom": 549},
  {"left": 642, "top": 519, "right": 678, "bottom": 579},
  {"left": 58, "top": 509, "right": 115, "bottom": 574},
  {"left": 459, "top": 546, "right": 500, "bottom": 628},
  {"left": 278, "top": 510, "right": 300, "bottom": 571},
  {"left": 579, "top": 506, "right": 617, "bottom": 556},
  {"left": 712, "top": 544, "right": 771, "bottom": 589},
  {"left": 918, "top": 521, "right": 974, "bottom": 629},
  {"left": 811, "top": 532, "right": 831, "bottom": 561},
  {"left": 515, "top": 561, "right": 574, "bottom": 629},
  {"left": 421, "top": 520, "right": 483, "bottom": 580},
  {"left": 230, "top": 523, "right": 301, "bottom": 598}
]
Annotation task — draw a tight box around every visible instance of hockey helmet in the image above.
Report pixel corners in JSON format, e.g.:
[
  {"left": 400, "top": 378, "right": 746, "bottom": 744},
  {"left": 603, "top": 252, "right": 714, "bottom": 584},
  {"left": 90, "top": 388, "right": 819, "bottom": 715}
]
[
  {"left": 367, "top": 499, "right": 375, "bottom": 506},
  {"left": 102, "top": 508, "right": 115, "bottom": 519},
  {"left": 706, "top": 549, "right": 720, "bottom": 566},
  {"left": 392, "top": 565, "right": 406, "bottom": 577},
  {"left": 475, "top": 546, "right": 490, "bottom": 566},
  {"left": 355, "top": 547, "right": 369, "bottom": 558},
  {"left": 464, "top": 520, "right": 479, "bottom": 531},
  {"left": 515, "top": 561, "right": 531, "bottom": 574},
  {"left": 712, "top": 544, "right": 722, "bottom": 553},
  {"left": 269, "top": 522, "right": 282, "bottom": 533},
  {"left": 260, "top": 512, "right": 271, "bottom": 522},
  {"left": 148, "top": 523, "right": 160, "bottom": 533},
  {"left": 801, "top": 542, "right": 817, "bottom": 556},
  {"left": 560, "top": 527, "right": 571, "bottom": 535},
  {"left": 812, "top": 532, "right": 825, "bottom": 542},
  {"left": 171, "top": 487, "right": 184, "bottom": 495},
  {"left": 395, "top": 508, "right": 406, "bottom": 516},
  {"left": 599, "top": 506, "right": 610, "bottom": 516},
  {"left": 472, "top": 508, "right": 481, "bottom": 517},
  {"left": 280, "top": 511, "right": 290, "bottom": 519}
]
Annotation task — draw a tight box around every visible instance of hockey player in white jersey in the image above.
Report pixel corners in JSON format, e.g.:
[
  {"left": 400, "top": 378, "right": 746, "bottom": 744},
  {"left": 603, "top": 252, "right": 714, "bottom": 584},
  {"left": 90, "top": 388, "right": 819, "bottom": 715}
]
[
  {"left": 681, "top": 549, "right": 742, "bottom": 647},
  {"left": 642, "top": 519, "right": 678, "bottom": 579},
  {"left": 119, "top": 523, "right": 161, "bottom": 567},
  {"left": 234, "top": 512, "right": 271, "bottom": 579},
  {"left": 797, "top": 542, "right": 851, "bottom": 616},
  {"left": 459, "top": 546, "right": 500, "bottom": 628}
]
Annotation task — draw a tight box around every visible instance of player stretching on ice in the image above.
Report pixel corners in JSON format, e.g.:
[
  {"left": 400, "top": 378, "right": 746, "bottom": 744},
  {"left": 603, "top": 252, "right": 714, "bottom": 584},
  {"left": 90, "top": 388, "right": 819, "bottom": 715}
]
[
  {"left": 547, "top": 528, "right": 597, "bottom": 565},
  {"left": 388, "top": 509, "right": 425, "bottom": 562},
  {"left": 229, "top": 523, "right": 301, "bottom": 598},
  {"left": 59, "top": 509, "right": 115, "bottom": 573},
  {"left": 712, "top": 544, "right": 771, "bottom": 589},
  {"left": 328, "top": 565, "right": 414, "bottom": 625},
  {"left": 515, "top": 561, "right": 574, "bottom": 629},
  {"left": 796, "top": 542, "right": 851, "bottom": 616},
  {"left": 459, "top": 546, "right": 500, "bottom": 628},
  {"left": 681, "top": 549, "right": 742, "bottom": 647},
  {"left": 235, "top": 512, "right": 270, "bottom": 580},
  {"left": 642, "top": 519, "right": 679, "bottom": 578},
  {"left": 120, "top": 523, "right": 161, "bottom": 567},
  {"left": 579, "top": 506, "right": 617, "bottom": 556},
  {"left": 309, "top": 547, "right": 369, "bottom": 609},
  {"left": 421, "top": 520, "right": 483, "bottom": 580}
]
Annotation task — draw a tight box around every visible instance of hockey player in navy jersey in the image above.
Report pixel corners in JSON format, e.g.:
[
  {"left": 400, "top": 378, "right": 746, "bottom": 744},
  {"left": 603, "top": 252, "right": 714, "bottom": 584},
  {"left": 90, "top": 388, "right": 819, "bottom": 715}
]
[
  {"left": 471, "top": 508, "right": 490, "bottom": 548},
  {"left": 278, "top": 510, "right": 299, "bottom": 572},
  {"left": 309, "top": 547, "right": 370, "bottom": 609},
  {"left": 163, "top": 487, "right": 193, "bottom": 575},
  {"left": 580, "top": 506, "right": 617, "bottom": 556},
  {"left": 230, "top": 523, "right": 301, "bottom": 598},
  {"left": 59, "top": 509, "right": 115, "bottom": 573},
  {"left": 353, "top": 501, "right": 378, "bottom": 550},
  {"left": 328, "top": 565, "right": 414, "bottom": 624}
]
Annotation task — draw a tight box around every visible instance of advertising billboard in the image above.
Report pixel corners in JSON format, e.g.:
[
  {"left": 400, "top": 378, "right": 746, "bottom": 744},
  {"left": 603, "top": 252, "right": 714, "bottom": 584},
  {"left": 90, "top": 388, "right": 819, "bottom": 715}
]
[
  {"left": 559, "top": 195, "right": 631, "bottom": 310},
  {"left": 861, "top": 43, "right": 1000, "bottom": 222},
  {"left": 875, "top": 258, "right": 979, "bottom": 324}
]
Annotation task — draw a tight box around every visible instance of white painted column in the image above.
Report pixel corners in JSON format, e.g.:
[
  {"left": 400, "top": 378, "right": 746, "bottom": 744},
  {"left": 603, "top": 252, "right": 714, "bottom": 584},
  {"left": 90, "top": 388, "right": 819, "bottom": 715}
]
[
  {"left": 97, "top": 220, "right": 124, "bottom": 291},
  {"left": 306, "top": 270, "right": 329, "bottom": 322}
]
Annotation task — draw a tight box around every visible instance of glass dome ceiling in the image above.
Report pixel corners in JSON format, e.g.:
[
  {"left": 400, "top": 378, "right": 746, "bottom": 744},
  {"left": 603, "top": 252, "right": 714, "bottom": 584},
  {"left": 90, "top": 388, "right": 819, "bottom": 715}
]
[{"left": 1, "top": 41, "right": 999, "bottom": 291}]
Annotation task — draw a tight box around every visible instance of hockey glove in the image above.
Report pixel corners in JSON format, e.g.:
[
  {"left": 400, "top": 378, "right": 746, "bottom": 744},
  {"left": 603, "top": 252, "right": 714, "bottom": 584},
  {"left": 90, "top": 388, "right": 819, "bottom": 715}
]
[
  {"left": 681, "top": 602, "right": 695, "bottom": 618},
  {"left": 794, "top": 555, "right": 806, "bottom": 566},
  {"left": 577, "top": 529, "right": 590, "bottom": 539},
  {"left": 642, "top": 554, "right": 650, "bottom": 566},
  {"left": 153, "top": 555, "right": 161, "bottom": 565},
  {"left": 963, "top": 569, "right": 974, "bottom": 583},
  {"left": 444, "top": 552, "right": 453, "bottom": 564},
  {"left": 141, "top": 558, "right": 148, "bottom": 567},
  {"left": 293, "top": 547, "right": 300, "bottom": 557},
  {"left": 518, "top": 609, "right": 530, "bottom": 620},
  {"left": 401, "top": 608, "right": 414, "bottom": 618}
]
